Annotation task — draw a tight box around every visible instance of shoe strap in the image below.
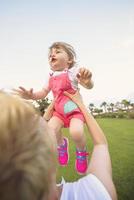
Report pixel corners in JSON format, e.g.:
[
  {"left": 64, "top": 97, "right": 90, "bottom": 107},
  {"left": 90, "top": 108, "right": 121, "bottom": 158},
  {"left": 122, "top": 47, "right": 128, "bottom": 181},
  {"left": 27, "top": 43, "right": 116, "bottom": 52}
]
[
  {"left": 58, "top": 146, "right": 67, "bottom": 157},
  {"left": 76, "top": 151, "right": 89, "bottom": 160}
]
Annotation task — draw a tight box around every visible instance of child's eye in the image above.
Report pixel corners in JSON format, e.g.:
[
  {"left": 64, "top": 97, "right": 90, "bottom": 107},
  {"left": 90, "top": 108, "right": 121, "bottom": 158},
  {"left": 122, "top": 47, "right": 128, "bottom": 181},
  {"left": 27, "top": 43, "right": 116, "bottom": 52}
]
[{"left": 56, "top": 50, "right": 60, "bottom": 53}]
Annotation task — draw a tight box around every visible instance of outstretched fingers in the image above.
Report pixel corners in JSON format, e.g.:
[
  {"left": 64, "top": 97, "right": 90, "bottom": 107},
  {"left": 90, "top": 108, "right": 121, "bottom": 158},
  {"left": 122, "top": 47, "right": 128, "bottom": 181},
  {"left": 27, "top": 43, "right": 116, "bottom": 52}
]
[
  {"left": 79, "top": 68, "right": 92, "bottom": 79},
  {"left": 19, "top": 86, "right": 27, "bottom": 91}
]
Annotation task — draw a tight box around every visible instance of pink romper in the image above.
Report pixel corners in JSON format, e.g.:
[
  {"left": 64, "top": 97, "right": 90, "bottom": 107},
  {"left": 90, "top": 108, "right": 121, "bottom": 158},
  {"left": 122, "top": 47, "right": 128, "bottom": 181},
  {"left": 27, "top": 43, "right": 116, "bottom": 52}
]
[{"left": 48, "top": 69, "right": 85, "bottom": 127}]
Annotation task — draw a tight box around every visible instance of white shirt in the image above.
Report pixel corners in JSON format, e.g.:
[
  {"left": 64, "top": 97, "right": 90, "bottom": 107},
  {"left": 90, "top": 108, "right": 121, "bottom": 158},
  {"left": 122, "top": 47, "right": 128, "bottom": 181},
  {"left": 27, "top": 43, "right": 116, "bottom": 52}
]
[{"left": 60, "top": 174, "right": 112, "bottom": 200}]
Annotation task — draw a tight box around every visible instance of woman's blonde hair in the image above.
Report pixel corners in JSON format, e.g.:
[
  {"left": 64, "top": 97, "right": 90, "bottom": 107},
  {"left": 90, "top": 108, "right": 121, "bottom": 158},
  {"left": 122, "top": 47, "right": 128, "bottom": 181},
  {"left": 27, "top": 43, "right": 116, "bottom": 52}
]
[
  {"left": 0, "top": 92, "right": 56, "bottom": 200},
  {"left": 49, "top": 41, "right": 76, "bottom": 68}
]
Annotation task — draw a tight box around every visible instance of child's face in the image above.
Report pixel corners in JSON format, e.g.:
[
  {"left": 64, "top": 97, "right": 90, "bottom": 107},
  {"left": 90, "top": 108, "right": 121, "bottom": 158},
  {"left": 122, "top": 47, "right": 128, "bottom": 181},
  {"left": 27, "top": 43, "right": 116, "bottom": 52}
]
[{"left": 49, "top": 47, "right": 72, "bottom": 71}]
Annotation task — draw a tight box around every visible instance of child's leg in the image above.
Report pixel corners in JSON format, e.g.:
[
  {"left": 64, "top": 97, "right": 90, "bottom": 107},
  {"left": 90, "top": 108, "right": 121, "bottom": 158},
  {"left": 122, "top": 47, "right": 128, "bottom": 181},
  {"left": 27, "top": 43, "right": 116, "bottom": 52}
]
[
  {"left": 69, "top": 118, "right": 89, "bottom": 174},
  {"left": 48, "top": 116, "right": 64, "bottom": 145},
  {"left": 69, "top": 118, "right": 86, "bottom": 150},
  {"left": 48, "top": 116, "right": 69, "bottom": 166}
]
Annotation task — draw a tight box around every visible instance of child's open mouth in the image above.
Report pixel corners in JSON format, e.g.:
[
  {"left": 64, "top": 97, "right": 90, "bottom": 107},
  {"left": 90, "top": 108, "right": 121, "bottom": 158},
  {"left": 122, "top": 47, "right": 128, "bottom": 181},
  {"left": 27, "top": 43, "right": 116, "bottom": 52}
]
[{"left": 51, "top": 57, "right": 57, "bottom": 63}]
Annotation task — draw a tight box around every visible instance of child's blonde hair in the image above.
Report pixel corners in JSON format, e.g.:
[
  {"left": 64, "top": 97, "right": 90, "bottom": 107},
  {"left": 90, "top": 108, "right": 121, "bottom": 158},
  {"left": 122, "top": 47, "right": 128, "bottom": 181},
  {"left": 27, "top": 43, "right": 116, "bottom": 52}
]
[
  {"left": 0, "top": 92, "right": 56, "bottom": 200},
  {"left": 49, "top": 41, "right": 76, "bottom": 68}
]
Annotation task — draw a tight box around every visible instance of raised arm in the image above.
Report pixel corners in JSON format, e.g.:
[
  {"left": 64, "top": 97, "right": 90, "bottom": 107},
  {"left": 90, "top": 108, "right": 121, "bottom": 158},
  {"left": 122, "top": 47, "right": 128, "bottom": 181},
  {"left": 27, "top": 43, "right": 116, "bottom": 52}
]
[{"left": 64, "top": 91, "right": 117, "bottom": 200}]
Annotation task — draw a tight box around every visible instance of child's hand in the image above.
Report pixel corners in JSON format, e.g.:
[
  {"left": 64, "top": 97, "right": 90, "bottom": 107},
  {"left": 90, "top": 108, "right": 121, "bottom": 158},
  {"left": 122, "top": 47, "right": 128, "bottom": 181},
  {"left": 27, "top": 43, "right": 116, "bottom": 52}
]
[
  {"left": 77, "top": 68, "right": 93, "bottom": 89},
  {"left": 13, "top": 87, "right": 34, "bottom": 99}
]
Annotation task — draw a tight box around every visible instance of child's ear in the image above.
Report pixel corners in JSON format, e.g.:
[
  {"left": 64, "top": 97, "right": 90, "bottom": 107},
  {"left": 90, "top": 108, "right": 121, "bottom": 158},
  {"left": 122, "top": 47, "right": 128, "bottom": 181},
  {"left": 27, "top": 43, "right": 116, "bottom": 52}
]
[{"left": 68, "top": 60, "right": 73, "bottom": 64}]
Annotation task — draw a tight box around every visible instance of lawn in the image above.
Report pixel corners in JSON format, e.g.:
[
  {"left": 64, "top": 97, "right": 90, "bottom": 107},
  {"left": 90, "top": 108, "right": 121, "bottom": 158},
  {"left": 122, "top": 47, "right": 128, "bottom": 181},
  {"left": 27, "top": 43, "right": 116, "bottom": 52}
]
[{"left": 57, "top": 119, "right": 134, "bottom": 200}]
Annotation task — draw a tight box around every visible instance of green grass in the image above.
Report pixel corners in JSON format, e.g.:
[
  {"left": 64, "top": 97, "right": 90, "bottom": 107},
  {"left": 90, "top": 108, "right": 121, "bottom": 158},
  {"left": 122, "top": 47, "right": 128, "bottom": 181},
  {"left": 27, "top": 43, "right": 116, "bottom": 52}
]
[{"left": 56, "top": 119, "right": 134, "bottom": 200}]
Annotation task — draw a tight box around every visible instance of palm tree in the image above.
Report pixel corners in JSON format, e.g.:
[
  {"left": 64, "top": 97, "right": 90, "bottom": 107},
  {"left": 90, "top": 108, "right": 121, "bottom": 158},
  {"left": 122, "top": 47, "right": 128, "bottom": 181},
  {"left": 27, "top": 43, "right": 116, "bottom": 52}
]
[
  {"left": 110, "top": 103, "right": 114, "bottom": 113},
  {"left": 121, "top": 99, "right": 131, "bottom": 111},
  {"left": 100, "top": 101, "right": 107, "bottom": 113},
  {"left": 89, "top": 103, "right": 94, "bottom": 114}
]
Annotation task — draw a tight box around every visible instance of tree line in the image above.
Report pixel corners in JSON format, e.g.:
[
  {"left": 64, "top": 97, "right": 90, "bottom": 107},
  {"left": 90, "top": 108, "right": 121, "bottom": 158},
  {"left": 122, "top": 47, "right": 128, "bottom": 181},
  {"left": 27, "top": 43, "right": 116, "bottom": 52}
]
[
  {"left": 89, "top": 99, "right": 134, "bottom": 119},
  {"left": 35, "top": 98, "right": 134, "bottom": 119}
]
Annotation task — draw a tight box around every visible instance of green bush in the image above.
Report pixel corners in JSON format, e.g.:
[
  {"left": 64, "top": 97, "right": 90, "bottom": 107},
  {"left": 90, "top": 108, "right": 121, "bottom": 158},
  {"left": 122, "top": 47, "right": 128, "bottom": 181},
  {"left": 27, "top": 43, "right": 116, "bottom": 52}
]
[
  {"left": 128, "top": 112, "right": 134, "bottom": 119},
  {"left": 99, "top": 113, "right": 117, "bottom": 118},
  {"left": 117, "top": 112, "right": 126, "bottom": 119}
]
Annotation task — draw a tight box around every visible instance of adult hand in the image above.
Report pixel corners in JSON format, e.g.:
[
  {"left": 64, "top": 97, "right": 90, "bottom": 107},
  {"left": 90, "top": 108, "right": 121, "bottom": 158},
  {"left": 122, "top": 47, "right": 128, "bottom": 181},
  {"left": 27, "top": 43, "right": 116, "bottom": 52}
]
[{"left": 64, "top": 90, "right": 83, "bottom": 106}]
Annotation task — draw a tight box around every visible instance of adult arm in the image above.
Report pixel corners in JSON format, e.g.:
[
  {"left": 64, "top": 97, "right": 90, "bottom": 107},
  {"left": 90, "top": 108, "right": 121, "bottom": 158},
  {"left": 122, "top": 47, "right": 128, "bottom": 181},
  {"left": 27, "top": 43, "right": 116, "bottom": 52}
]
[{"left": 64, "top": 91, "right": 117, "bottom": 200}]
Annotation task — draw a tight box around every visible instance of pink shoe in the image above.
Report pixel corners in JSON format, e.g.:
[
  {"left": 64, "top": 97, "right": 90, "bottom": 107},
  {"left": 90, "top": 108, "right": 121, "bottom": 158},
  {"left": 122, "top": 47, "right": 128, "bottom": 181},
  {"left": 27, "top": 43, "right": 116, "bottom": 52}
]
[
  {"left": 75, "top": 149, "right": 89, "bottom": 175},
  {"left": 57, "top": 138, "right": 69, "bottom": 166}
]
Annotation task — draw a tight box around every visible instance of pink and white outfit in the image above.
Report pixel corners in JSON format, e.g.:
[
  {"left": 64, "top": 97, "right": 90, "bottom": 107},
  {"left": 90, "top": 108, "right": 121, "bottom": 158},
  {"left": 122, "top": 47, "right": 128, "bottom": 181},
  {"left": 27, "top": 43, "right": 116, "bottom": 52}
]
[
  {"left": 44, "top": 66, "right": 85, "bottom": 127},
  {"left": 44, "top": 66, "right": 88, "bottom": 174}
]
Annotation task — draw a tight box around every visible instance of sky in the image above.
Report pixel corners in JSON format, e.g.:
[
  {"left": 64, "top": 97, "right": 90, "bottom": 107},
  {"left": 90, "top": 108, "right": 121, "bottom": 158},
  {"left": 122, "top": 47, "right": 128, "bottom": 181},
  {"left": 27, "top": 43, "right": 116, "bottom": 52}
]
[{"left": 0, "top": 0, "right": 134, "bottom": 106}]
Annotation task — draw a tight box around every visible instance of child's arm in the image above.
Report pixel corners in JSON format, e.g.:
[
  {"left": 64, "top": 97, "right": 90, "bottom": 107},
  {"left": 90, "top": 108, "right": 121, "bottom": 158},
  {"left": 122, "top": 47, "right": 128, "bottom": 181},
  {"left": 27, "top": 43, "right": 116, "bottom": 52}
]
[
  {"left": 14, "top": 86, "right": 49, "bottom": 100},
  {"left": 77, "top": 67, "right": 94, "bottom": 89}
]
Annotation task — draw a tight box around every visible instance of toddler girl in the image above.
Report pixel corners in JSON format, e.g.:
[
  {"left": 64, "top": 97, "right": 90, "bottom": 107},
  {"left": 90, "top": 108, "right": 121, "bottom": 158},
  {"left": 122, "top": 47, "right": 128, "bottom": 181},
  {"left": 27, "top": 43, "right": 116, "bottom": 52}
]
[{"left": 16, "top": 42, "right": 93, "bottom": 174}]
